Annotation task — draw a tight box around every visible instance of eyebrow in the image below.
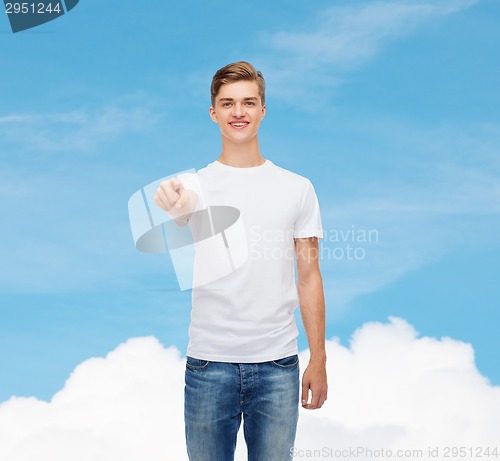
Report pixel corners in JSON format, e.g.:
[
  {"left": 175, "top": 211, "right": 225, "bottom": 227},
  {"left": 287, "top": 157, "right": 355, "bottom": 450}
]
[{"left": 218, "top": 97, "right": 259, "bottom": 102}]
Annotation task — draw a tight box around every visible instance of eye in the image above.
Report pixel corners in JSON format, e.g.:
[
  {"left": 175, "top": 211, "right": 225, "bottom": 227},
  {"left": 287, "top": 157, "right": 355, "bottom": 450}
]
[
  {"left": 245, "top": 101, "right": 256, "bottom": 106},
  {"left": 222, "top": 102, "right": 232, "bottom": 107}
]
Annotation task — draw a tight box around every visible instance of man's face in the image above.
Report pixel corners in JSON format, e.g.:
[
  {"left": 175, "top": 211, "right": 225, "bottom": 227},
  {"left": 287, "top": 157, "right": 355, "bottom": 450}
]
[{"left": 209, "top": 80, "right": 266, "bottom": 146}]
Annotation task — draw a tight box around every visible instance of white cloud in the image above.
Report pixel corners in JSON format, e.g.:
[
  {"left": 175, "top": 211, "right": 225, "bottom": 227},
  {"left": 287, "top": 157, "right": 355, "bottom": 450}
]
[
  {"left": 0, "top": 94, "right": 171, "bottom": 293},
  {"left": 0, "top": 338, "right": 186, "bottom": 461},
  {"left": 1, "top": 317, "right": 498, "bottom": 461},
  {"left": 0, "top": 94, "right": 164, "bottom": 154},
  {"left": 258, "top": 0, "right": 479, "bottom": 104},
  {"left": 268, "top": 0, "right": 477, "bottom": 63},
  {"left": 317, "top": 121, "right": 500, "bottom": 310},
  {"left": 296, "top": 318, "right": 500, "bottom": 457}
]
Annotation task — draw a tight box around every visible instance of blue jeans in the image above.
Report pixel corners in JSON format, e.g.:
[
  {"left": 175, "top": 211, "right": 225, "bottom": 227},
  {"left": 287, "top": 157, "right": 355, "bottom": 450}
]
[{"left": 184, "top": 355, "right": 300, "bottom": 461}]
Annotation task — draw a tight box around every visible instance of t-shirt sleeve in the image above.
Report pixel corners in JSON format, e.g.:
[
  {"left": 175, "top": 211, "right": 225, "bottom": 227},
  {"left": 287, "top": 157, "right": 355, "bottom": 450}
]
[{"left": 294, "top": 179, "right": 323, "bottom": 239}]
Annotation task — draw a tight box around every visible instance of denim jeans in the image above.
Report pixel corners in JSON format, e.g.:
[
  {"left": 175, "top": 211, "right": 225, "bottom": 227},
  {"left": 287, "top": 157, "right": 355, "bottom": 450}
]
[{"left": 184, "top": 355, "right": 300, "bottom": 461}]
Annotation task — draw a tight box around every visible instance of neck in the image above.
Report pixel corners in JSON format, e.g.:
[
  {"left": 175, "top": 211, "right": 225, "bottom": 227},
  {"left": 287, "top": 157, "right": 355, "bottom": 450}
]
[{"left": 217, "top": 137, "right": 265, "bottom": 168}]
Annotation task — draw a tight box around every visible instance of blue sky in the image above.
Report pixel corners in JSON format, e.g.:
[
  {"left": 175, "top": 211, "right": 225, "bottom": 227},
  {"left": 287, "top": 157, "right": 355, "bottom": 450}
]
[{"left": 1, "top": 0, "right": 499, "bottom": 407}]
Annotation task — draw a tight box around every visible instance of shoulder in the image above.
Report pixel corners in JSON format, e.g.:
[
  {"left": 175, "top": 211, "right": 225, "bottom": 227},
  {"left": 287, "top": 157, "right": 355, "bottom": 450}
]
[
  {"left": 195, "top": 161, "right": 215, "bottom": 175},
  {"left": 268, "top": 161, "right": 313, "bottom": 189}
]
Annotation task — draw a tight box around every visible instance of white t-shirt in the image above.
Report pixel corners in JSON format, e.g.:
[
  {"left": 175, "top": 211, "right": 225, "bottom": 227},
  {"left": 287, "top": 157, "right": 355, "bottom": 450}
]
[{"left": 180, "top": 159, "right": 323, "bottom": 363}]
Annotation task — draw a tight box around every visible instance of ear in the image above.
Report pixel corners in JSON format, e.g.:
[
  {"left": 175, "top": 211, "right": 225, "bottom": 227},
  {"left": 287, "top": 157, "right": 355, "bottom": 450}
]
[
  {"left": 261, "top": 105, "right": 266, "bottom": 119},
  {"left": 209, "top": 106, "right": 218, "bottom": 123}
]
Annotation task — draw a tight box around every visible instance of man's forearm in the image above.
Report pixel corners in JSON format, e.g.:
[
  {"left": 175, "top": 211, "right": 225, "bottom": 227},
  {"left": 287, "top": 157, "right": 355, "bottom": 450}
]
[{"left": 298, "top": 271, "right": 326, "bottom": 362}]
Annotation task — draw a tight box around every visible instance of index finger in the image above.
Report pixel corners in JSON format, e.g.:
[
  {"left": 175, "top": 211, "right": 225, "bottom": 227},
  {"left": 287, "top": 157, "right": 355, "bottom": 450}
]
[{"left": 169, "top": 178, "right": 184, "bottom": 194}]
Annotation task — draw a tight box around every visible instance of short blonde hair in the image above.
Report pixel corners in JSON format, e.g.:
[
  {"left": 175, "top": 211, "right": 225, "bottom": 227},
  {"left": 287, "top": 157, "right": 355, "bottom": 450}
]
[{"left": 211, "top": 61, "right": 265, "bottom": 107}]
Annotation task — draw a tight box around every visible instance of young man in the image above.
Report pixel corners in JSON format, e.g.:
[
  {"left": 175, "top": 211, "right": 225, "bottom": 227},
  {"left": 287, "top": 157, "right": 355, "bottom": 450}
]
[{"left": 154, "top": 61, "right": 327, "bottom": 461}]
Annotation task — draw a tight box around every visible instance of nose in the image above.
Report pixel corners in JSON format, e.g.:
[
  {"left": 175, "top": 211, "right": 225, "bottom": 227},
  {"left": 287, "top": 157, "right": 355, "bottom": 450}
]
[{"left": 232, "top": 102, "right": 245, "bottom": 118}]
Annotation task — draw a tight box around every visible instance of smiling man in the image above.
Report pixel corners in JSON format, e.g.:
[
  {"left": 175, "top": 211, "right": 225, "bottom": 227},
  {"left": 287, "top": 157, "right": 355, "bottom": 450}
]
[{"left": 154, "top": 61, "right": 327, "bottom": 461}]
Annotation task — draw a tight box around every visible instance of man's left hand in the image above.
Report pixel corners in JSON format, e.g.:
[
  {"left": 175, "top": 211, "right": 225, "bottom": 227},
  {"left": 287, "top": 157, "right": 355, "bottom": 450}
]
[{"left": 301, "top": 361, "right": 328, "bottom": 410}]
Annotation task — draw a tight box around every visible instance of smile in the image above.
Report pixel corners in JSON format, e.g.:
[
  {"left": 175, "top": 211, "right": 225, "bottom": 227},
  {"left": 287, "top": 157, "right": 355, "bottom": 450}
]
[{"left": 229, "top": 122, "right": 249, "bottom": 129}]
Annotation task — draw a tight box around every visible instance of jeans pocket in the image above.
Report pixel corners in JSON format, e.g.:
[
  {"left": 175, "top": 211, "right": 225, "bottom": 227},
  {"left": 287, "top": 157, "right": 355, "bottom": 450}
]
[
  {"left": 271, "top": 354, "right": 299, "bottom": 368},
  {"left": 186, "top": 356, "right": 210, "bottom": 370}
]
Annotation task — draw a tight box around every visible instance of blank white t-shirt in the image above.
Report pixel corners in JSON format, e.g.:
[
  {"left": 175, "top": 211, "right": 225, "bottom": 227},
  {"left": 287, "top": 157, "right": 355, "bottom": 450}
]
[{"left": 181, "top": 159, "right": 323, "bottom": 363}]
